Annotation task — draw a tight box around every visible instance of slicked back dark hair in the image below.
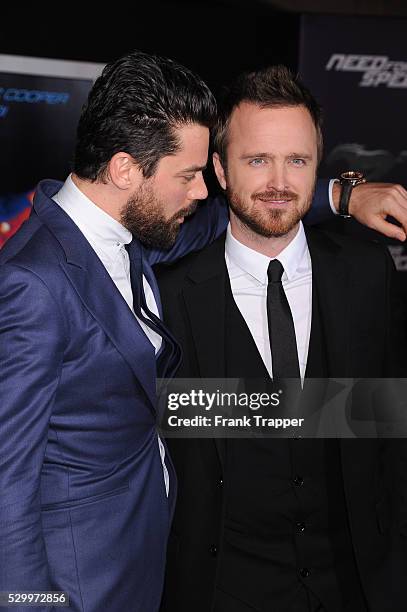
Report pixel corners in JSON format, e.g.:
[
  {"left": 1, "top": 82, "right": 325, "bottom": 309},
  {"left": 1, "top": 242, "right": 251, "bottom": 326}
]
[
  {"left": 74, "top": 51, "right": 217, "bottom": 181},
  {"left": 213, "top": 65, "right": 323, "bottom": 165}
]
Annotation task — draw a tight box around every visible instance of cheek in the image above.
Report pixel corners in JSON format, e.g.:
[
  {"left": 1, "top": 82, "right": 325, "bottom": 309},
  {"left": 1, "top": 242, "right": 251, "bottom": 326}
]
[
  {"left": 228, "top": 165, "right": 265, "bottom": 193},
  {"left": 170, "top": 185, "right": 188, "bottom": 200},
  {"left": 161, "top": 185, "right": 190, "bottom": 213},
  {"left": 288, "top": 170, "right": 315, "bottom": 194}
]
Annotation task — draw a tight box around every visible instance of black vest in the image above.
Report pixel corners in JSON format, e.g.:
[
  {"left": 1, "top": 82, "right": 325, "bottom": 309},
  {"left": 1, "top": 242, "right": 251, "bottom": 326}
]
[{"left": 216, "top": 277, "right": 366, "bottom": 612}]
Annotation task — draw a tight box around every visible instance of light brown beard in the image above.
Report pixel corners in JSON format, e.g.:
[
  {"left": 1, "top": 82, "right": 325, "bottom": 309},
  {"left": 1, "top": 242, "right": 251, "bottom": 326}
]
[
  {"left": 226, "top": 186, "right": 314, "bottom": 238},
  {"left": 120, "top": 179, "right": 198, "bottom": 249}
]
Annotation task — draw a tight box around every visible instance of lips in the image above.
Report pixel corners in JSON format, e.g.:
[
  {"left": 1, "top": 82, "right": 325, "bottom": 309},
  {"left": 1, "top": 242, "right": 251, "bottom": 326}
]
[
  {"left": 256, "top": 197, "right": 294, "bottom": 207},
  {"left": 178, "top": 203, "right": 198, "bottom": 220},
  {"left": 257, "top": 197, "right": 292, "bottom": 203}
]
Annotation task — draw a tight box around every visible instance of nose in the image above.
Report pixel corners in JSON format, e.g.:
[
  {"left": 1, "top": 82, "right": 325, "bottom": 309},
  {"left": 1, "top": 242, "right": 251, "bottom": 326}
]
[
  {"left": 266, "top": 163, "right": 288, "bottom": 192},
  {"left": 188, "top": 173, "right": 208, "bottom": 201}
]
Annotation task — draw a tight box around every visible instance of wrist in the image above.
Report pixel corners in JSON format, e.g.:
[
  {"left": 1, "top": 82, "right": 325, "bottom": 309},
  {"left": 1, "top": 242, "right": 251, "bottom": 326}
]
[{"left": 338, "top": 171, "right": 366, "bottom": 217}]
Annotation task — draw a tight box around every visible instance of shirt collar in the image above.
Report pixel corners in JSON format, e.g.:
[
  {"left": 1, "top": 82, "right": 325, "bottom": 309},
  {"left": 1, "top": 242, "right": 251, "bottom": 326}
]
[
  {"left": 225, "top": 221, "right": 308, "bottom": 284},
  {"left": 53, "top": 174, "right": 132, "bottom": 247}
]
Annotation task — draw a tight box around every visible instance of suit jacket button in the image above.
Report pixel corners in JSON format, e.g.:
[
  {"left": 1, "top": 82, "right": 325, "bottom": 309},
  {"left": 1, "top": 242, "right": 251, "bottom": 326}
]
[
  {"left": 210, "top": 545, "right": 218, "bottom": 557},
  {"left": 292, "top": 475, "right": 304, "bottom": 486},
  {"left": 218, "top": 479, "right": 223, "bottom": 487},
  {"left": 296, "top": 522, "right": 306, "bottom": 533},
  {"left": 299, "top": 568, "right": 311, "bottom": 578}
]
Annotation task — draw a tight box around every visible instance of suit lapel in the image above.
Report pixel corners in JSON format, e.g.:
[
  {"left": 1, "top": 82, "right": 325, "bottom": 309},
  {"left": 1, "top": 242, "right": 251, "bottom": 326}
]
[
  {"left": 34, "top": 188, "right": 158, "bottom": 412},
  {"left": 181, "top": 234, "right": 227, "bottom": 379},
  {"left": 180, "top": 234, "right": 228, "bottom": 470},
  {"left": 306, "top": 229, "right": 359, "bottom": 491},
  {"left": 306, "top": 228, "right": 352, "bottom": 378}
]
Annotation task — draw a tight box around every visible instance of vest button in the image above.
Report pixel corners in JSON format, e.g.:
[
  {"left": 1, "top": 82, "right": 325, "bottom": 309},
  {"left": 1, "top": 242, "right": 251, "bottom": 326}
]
[
  {"left": 299, "top": 567, "right": 311, "bottom": 578},
  {"left": 292, "top": 475, "right": 304, "bottom": 486},
  {"left": 210, "top": 545, "right": 218, "bottom": 557},
  {"left": 296, "top": 522, "right": 306, "bottom": 532}
]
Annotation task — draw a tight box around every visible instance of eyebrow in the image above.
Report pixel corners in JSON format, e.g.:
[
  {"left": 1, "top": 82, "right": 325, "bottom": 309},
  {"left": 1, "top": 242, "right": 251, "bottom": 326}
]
[
  {"left": 177, "top": 164, "right": 207, "bottom": 173},
  {"left": 240, "top": 152, "right": 313, "bottom": 160},
  {"left": 287, "top": 152, "right": 313, "bottom": 160}
]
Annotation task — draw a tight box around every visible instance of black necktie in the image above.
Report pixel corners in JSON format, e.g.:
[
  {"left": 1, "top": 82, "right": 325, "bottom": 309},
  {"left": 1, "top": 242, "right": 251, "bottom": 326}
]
[
  {"left": 267, "top": 259, "right": 300, "bottom": 379},
  {"left": 125, "top": 241, "right": 181, "bottom": 379}
]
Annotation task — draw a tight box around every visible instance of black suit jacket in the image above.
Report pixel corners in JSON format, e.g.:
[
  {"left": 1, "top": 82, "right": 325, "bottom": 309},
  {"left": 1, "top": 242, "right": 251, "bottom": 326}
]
[{"left": 156, "top": 228, "right": 407, "bottom": 612}]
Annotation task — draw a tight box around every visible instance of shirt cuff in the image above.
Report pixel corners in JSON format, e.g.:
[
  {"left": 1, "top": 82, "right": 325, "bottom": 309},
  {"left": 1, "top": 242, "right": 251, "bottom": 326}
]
[{"left": 329, "top": 179, "right": 339, "bottom": 215}]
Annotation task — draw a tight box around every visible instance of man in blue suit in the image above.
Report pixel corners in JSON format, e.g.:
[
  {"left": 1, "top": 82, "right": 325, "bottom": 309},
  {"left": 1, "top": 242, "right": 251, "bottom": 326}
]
[
  {"left": 0, "top": 50, "right": 406, "bottom": 612},
  {"left": 0, "top": 51, "right": 224, "bottom": 612}
]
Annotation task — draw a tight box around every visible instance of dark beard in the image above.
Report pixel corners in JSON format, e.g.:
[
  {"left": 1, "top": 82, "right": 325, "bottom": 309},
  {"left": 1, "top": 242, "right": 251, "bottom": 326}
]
[
  {"left": 227, "top": 187, "right": 313, "bottom": 238},
  {"left": 120, "top": 180, "right": 197, "bottom": 249}
]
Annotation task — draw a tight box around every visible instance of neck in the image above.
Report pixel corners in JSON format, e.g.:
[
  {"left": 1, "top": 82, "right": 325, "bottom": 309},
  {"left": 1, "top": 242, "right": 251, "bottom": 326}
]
[
  {"left": 229, "top": 211, "right": 300, "bottom": 258},
  {"left": 71, "top": 174, "right": 125, "bottom": 223}
]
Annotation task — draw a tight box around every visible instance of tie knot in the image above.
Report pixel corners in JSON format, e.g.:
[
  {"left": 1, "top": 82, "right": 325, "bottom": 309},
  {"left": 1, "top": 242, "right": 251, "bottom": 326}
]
[{"left": 267, "top": 259, "right": 284, "bottom": 283}]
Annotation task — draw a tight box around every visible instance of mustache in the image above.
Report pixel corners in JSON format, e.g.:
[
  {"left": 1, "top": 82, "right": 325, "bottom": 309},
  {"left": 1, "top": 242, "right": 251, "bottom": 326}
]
[
  {"left": 252, "top": 190, "right": 298, "bottom": 201},
  {"left": 174, "top": 200, "right": 199, "bottom": 220}
]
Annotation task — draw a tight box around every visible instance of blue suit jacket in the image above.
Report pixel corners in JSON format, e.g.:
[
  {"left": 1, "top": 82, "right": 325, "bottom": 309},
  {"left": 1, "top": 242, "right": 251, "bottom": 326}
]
[{"left": 0, "top": 179, "right": 331, "bottom": 612}]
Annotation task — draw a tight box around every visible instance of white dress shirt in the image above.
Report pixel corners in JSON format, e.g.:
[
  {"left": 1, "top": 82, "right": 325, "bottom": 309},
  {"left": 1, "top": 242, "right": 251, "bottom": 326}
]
[
  {"left": 225, "top": 221, "right": 312, "bottom": 380},
  {"left": 328, "top": 179, "right": 339, "bottom": 215},
  {"left": 53, "top": 174, "right": 169, "bottom": 496}
]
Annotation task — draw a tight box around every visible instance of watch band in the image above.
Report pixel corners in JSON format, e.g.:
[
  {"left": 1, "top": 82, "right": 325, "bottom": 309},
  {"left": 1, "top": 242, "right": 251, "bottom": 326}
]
[
  {"left": 338, "top": 182, "right": 354, "bottom": 217},
  {"left": 338, "top": 171, "right": 366, "bottom": 218}
]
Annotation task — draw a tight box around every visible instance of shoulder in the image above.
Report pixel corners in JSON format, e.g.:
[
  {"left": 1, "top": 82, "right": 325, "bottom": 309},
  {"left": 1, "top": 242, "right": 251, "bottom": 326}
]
[
  {"left": 0, "top": 215, "right": 63, "bottom": 273},
  {"left": 306, "top": 226, "right": 393, "bottom": 268},
  {"left": 154, "top": 250, "right": 200, "bottom": 289},
  {"left": 0, "top": 214, "right": 70, "bottom": 341},
  {"left": 154, "top": 232, "right": 227, "bottom": 292}
]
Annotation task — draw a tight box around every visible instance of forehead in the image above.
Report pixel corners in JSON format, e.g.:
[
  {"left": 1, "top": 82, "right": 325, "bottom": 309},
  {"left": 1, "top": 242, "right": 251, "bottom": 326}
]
[
  {"left": 164, "top": 122, "right": 209, "bottom": 170},
  {"left": 227, "top": 102, "right": 318, "bottom": 153}
]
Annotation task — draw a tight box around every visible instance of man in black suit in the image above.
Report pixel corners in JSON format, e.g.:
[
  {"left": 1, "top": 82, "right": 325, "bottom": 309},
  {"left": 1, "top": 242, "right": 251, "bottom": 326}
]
[{"left": 157, "top": 65, "right": 407, "bottom": 612}]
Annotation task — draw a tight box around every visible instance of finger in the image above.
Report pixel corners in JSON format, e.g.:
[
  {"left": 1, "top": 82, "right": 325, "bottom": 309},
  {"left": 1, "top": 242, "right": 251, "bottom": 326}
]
[
  {"left": 371, "top": 217, "right": 406, "bottom": 242},
  {"left": 393, "top": 184, "right": 407, "bottom": 203},
  {"left": 385, "top": 200, "right": 407, "bottom": 236}
]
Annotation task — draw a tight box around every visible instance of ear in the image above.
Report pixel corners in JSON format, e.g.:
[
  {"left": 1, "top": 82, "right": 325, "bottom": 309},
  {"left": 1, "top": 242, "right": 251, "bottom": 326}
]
[
  {"left": 212, "top": 152, "right": 227, "bottom": 191},
  {"left": 107, "top": 152, "right": 144, "bottom": 191}
]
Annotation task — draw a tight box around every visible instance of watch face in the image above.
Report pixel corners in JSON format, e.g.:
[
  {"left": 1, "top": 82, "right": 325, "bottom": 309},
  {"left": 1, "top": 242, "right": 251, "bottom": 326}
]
[{"left": 340, "top": 170, "right": 365, "bottom": 184}]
